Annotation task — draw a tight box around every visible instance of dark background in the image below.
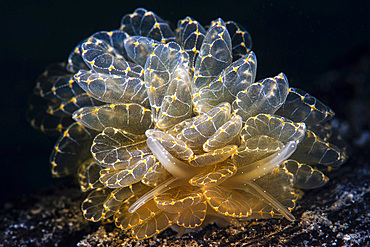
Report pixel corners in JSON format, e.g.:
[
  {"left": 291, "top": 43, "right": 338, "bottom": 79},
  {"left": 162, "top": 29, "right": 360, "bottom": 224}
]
[{"left": 0, "top": 0, "right": 369, "bottom": 206}]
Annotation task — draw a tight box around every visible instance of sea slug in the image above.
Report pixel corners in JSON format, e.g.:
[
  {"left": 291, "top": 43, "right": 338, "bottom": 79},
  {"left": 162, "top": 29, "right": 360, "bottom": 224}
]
[{"left": 29, "top": 8, "right": 347, "bottom": 239}]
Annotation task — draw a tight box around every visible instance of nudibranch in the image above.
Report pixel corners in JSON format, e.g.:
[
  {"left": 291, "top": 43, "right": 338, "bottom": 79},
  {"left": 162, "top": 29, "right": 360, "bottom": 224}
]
[{"left": 29, "top": 8, "right": 347, "bottom": 239}]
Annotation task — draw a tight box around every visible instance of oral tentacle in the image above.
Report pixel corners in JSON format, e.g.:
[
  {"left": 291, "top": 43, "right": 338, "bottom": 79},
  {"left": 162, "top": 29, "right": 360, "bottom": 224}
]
[
  {"left": 225, "top": 141, "right": 297, "bottom": 186},
  {"left": 245, "top": 181, "right": 295, "bottom": 222},
  {"left": 128, "top": 177, "right": 178, "bottom": 213},
  {"left": 146, "top": 134, "right": 200, "bottom": 179}
]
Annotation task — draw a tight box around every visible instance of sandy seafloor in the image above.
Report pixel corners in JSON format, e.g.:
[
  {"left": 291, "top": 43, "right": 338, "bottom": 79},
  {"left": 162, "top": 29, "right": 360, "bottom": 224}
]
[{"left": 0, "top": 0, "right": 369, "bottom": 246}]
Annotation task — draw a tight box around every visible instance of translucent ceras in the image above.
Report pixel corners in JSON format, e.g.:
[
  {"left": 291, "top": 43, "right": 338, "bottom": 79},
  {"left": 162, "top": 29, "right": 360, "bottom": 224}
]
[{"left": 28, "top": 8, "right": 347, "bottom": 239}]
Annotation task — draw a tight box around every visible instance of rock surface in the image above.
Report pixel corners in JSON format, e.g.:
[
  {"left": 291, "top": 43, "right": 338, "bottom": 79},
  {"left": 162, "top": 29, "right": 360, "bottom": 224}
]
[{"left": 0, "top": 159, "right": 369, "bottom": 246}]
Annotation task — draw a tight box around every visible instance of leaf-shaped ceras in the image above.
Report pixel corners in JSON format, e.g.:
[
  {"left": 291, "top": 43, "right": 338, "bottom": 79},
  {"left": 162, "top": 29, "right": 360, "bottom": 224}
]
[
  {"left": 232, "top": 114, "right": 305, "bottom": 169},
  {"left": 241, "top": 114, "right": 306, "bottom": 145},
  {"left": 177, "top": 16, "right": 206, "bottom": 70},
  {"left": 116, "top": 199, "right": 161, "bottom": 230},
  {"left": 99, "top": 155, "right": 156, "bottom": 188},
  {"left": 177, "top": 102, "right": 231, "bottom": 150},
  {"left": 276, "top": 87, "right": 335, "bottom": 125},
  {"left": 47, "top": 92, "right": 105, "bottom": 117},
  {"left": 66, "top": 41, "right": 89, "bottom": 73},
  {"left": 144, "top": 42, "right": 192, "bottom": 129},
  {"left": 81, "top": 31, "right": 143, "bottom": 77},
  {"left": 154, "top": 186, "right": 203, "bottom": 213},
  {"left": 189, "top": 161, "right": 237, "bottom": 187},
  {"left": 50, "top": 122, "right": 97, "bottom": 177},
  {"left": 141, "top": 161, "right": 172, "bottom": 187},
  {"left": 91, "top": 127, "right": 156, "bottom": 188},
  {"left": 78, "top": 159, "right": 104, "bottom": 192},
  {"left": 82, "top": 183, "right": 149, "bottom": 222},
  {"left": 290, "top": 129, "right": 347, "bottom": 168},
  {"left": 120, "top": 8, "right": 176, "bottom": 43},
  {"left": 189, "top": 145, "right": 237, "bottom": 167},
  {"left": 34, "top": 63, "right": 85, "bottom": 101},
  {"left": 72, "top": 103, "right": 152, "bottom": 133},
  {"left": 74, "top": 70, "right": 148, "bottom": 106},
  {"left": 225, "top": 21, "right": 253, "bottom": 60},
  {"left": 91, "top": 127, "right": 148, "bottom": 169},
  {"left": 81, "top": 188, "right": 114, "bottom": 222},
  {"left": 145, "top": 129, "right": 193, "bottom": 160},
  {"left": 193, "top": 51, "right": 257, "bottom": 113},
  {"left": 124, "top": 36, "right": 158, "bottom": 67},
  {"left": 282, "top": 160, "right": 328, "bottom": 189},
  {"left": 154, "top": 186, "right": 207, "bottom": 228},
  {"left": 203, "top": 185, "right": 252, "bottom": 217},
  {"left": 30, "top": 63, "right": 92, "bottom": 134},
  {"left": 116, "top": 199, "right": 180, "bottom": 239},
  {"left": 203, "top": 114, "right": 243, "bottom": 152},
  {"left": 193, "top": 18, "right": 233, "bottom": 92},
  {"left": 233, "top": 73, "right": 289, "bottom": 121}
]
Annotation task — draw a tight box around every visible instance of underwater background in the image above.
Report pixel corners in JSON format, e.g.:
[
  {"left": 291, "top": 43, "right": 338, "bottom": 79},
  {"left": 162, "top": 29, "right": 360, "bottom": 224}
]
[{"left": 0, "top": 0, "right": 369, "bottom": 213}]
